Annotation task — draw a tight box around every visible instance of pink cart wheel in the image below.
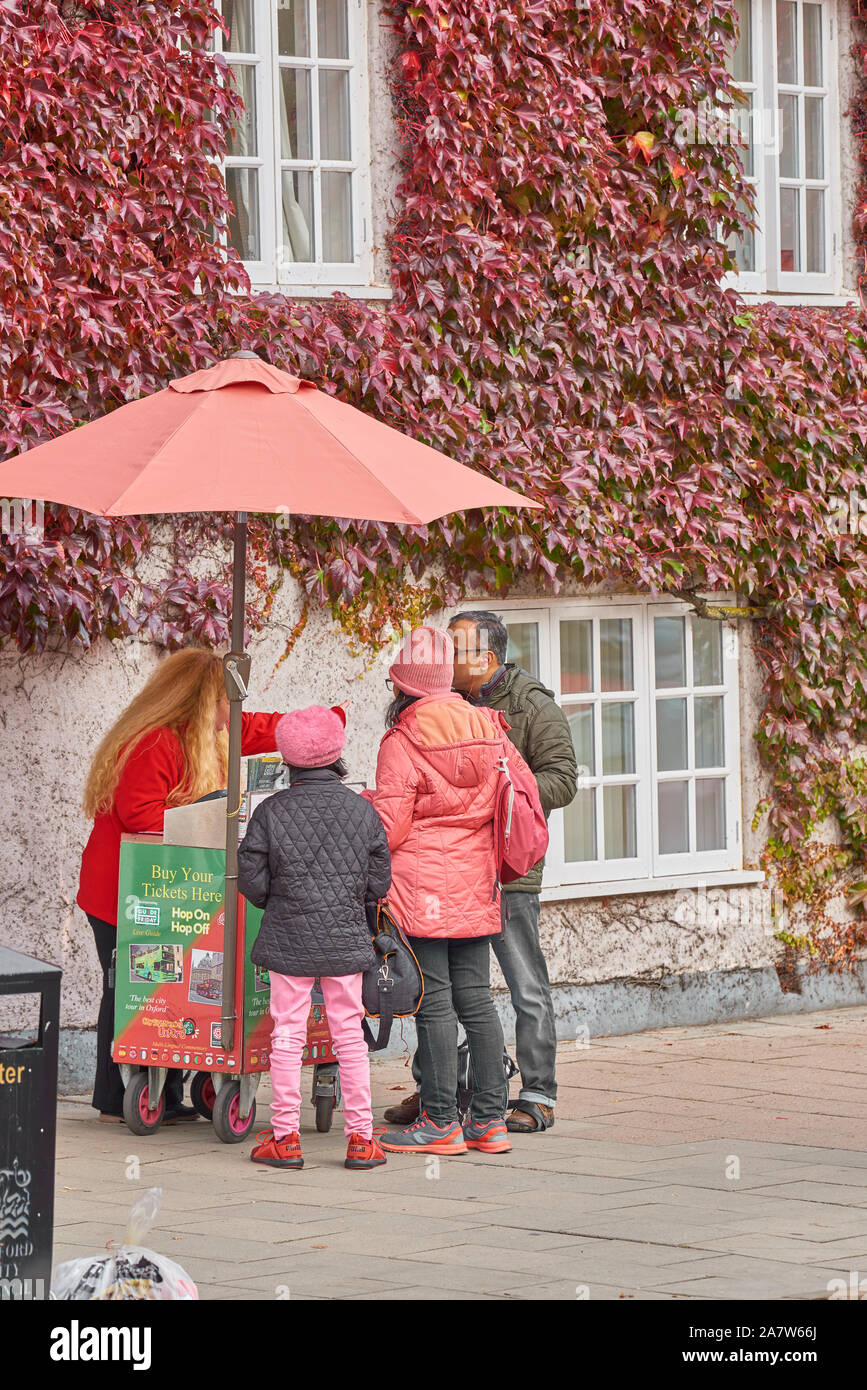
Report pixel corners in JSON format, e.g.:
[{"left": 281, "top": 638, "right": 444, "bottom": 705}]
[
  {"left": 123, "top": 1070, "right": 165, "bottom": 1136},
  {"left": 190, "top": 1070, "right": 217, "bottom": 1118},
  {"left": 211, "top": 1080, "right": 257, "bottom": 1144}
]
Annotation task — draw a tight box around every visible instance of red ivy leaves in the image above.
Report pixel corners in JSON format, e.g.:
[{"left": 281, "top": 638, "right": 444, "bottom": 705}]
[{"left": 1, "top": 0, "right": 867, "bottom": 901}]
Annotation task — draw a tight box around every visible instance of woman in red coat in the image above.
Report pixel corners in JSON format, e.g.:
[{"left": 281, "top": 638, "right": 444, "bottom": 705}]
[
  {"left": 366, "top": 626, "right": 520, "bottom": 1159},
  {"left": 78, "top": 648, "right": 282, "bottom": 1122}
]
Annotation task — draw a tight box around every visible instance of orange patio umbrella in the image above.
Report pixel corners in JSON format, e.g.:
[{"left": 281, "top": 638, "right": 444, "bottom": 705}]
[{"left": 0, "top": 352, "right": 540, "bottom": 1047}]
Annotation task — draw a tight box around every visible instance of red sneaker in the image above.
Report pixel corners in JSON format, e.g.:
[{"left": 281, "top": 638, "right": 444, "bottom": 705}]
[
  {"left": 345, "top": 1133, "right": 387, "bottom": 1169},
  {"left": 463, "top": 1119, "right": 512, "bottom": 1154},
  {"left": 379, "top": 1111, "right": 468, "bottom": 1155},
  {"left": 250, "top": 1129, "right": 303, "bottom": 1168}
]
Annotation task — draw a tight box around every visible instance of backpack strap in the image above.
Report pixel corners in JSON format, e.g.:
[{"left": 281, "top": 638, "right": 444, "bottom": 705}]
[{"left": 362, "top": 970, "right": 395, "bottom": 1051}]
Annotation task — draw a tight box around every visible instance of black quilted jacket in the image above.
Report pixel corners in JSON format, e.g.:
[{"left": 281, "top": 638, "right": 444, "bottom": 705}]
[{"left": 238, "top": 768, "right": 392, "bottom": 976}]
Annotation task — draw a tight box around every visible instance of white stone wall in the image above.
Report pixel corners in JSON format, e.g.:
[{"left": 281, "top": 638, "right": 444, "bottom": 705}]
[
  {"left": 0, "top": 552, "right": 849, "bottom": 1035},
  {"left": 837, "top": 0, "right": 862, "bottom": 300}
]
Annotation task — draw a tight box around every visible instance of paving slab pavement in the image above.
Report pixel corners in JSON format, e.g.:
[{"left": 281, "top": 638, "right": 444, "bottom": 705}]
[{"left": 51, "top": 1004, "right": 867, "bottom": 1300}]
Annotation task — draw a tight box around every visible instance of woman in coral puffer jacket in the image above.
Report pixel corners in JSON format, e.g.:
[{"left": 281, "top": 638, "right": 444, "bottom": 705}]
[{"left": 367, "top": 625, "right": 526, "bottom": 1159}]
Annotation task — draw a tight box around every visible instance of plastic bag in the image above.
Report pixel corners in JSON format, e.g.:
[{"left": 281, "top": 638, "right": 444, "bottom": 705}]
[{"left": 51, "top": 1187, "right": 198, "bottom": 1300}]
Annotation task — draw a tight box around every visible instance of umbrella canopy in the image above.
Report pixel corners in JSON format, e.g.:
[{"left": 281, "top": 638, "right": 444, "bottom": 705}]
[
  {"left": 0, "top": 354, "right": 539, "bottom": 524},
  {"left": 0, "top": 352, "right": 539, "bottom": 1055}
]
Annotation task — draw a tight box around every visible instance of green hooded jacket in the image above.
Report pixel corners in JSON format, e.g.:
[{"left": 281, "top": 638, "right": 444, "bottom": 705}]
[{"left": 472, "top": 664, "right": 578, "bottom": 893}]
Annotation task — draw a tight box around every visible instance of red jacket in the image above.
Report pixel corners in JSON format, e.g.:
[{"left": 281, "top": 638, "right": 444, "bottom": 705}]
[
  {"left": 77, "top": 712, "right": 282, "bottom": 927},
  {"left": 366, "top": 692, "right": 527, "bottom": 940}
]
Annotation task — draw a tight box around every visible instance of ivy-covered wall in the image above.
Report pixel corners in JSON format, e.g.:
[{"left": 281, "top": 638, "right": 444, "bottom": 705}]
[{"left": 2, "top": 0, "right": 867, "bottom": 977}]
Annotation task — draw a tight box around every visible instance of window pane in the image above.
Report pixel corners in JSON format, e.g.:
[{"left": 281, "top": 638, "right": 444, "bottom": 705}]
[
  {"left": 565, "top": 788, "right": 597, "bottom": 862},
  {"left": 561, "top": 621, "right": 593, "bottom": 694},
  {"left": 281, "top": 170, "right": 314, "bottom": 262},
  {"left": 697, "top": 779, "right": 726, "bottom": 851},
  {"left": 780, "top": 186, "right": 800, "bottom": 272},
  {"left": 228, "top": 64, "right": 257, "bottom": 156},
  {"left": 695, "top": 696, "right": 725, "bottom": 768},
  {"left": 505, "top": 623, "right": 540, "bottom": 679},
  {"left": 317, "top": 0, "right": 349, "bottom": 58},
  {"left": 278, "top": 0, "right": 310, "bottom": 56},
  {"left": 604, "top": 785, "right": 637, "bottom": 861},
  {"left": 321, "top": 171, "right": 353, "bottom": 261},
  {"left": 806, "top": 187, "right": 825, "bottom": 273},
  {"left": 600, "top": 618, "right": 633, "bottom": 691},
  {"left": 658, "top": 781, "right": 689, "bottom": 855},
  {"left": 776, "top": 0, "right": 797, "bottom": 84},
  {"left": 223, "top": 0, "right": 254, "bottom": 52},
  {"left": 805, "top": 96, "right": 824, "bottom": 178},
  {"left": 779, "top": 93, "right": 799, "bottom": 178},
  {"left": 227, "top": 167, "right": 260, "bottom": 260},
  {"left": 654, "top": 616, "right": 685, "bottom": 688},
  {"left": 319, "top": 69, "right": 351, "bottom": 159},
  {"left": 601, "top": 703, "right": 635, "bottom": 776},
  {"left": 280, "top": 67, "right": 312, "bottom": 159},
  {"left": 566, "top": 704, "right": 595, "bottom": 778},
  {"left": 728, "top": 207, "right": 755, "bottom": 273},
  {"left": 657, "top": 698, "right": 688, "bottom": 771},
  {"left": 693, "top": 620, "right": 723, "bottom": 685},
  {"left": 738, "top": 94, "right": 755, "bottom": 178},
  {"left": 730, "top": 0, "right": 752, "bottom": 82},
  {"left": 803, "top": 3, "right": 823, "bottom": 85}
]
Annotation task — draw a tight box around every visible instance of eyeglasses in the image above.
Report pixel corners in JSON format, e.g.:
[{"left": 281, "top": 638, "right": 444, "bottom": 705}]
[{"left": 385, "top": 678, "right": 394, "bottom": 692}]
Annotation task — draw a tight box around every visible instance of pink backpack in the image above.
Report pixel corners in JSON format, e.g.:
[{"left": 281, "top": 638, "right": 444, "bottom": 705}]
[{"left": 493, "top": 744, "right": 549, "bottom": 885}]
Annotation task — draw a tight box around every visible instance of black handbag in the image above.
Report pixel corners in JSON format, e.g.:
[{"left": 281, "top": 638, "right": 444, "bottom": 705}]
[
  {"left": 362, "top": 900, "right": 424, "bottom": 1052},
  {"left": 456, "top": 1040, "right": 519, "bottom": 1121}
]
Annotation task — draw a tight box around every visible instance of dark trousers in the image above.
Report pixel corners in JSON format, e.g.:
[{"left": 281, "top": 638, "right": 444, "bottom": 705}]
[
  {"left": 88, "top": 915, "right": 184, "bottom": 1115},
  {"left": 409, "top": 892, "right": 557, "bottom": 1107},
  {"left": 409, "top": 936, "right": 507, "bottom": 1127}
]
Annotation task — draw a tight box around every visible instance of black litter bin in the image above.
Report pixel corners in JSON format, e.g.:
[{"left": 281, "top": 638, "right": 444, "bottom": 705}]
[{"left": 0, "top": 946, "right": 61, "bottom": 1301}]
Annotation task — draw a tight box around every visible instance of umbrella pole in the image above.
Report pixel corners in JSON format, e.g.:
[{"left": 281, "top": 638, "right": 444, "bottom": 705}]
[{"left": 221, "top": 511, "right": 250, "bottom": 1055}]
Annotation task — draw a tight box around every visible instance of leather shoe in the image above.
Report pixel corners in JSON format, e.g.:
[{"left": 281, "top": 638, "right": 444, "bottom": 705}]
[{"left": 163, "top": 1103, "right": 201, "bottom": 1124}]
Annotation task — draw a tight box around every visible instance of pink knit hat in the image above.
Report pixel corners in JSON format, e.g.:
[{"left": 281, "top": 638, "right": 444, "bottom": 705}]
[
  {"left": 275, "top": 705, "right": 346, "bottom": 768},
  {"left": 389, "top": 626, "right": 455, "bottom": 699}
]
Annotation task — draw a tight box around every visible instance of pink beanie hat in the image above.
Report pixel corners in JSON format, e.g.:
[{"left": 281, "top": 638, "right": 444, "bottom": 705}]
[
  {"left": 275, "top": 705, "right": 346, "bottom": 768},
  {"left": 389, "top": 625, "right": 455, "bottom": 699}
]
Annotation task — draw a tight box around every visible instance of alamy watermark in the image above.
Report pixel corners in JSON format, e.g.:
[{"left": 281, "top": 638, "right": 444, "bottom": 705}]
[
  {"left": 1, "top": 498, "right": 45, "bottom": 544},
  {"left": 826, "top": 489, "right": 867, "bottom": 537},
  {"left": 675, "top": 98, "right": 782, "bottom": 157}
]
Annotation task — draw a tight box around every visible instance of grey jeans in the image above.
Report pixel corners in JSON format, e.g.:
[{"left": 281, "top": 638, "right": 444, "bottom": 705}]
[
  {"left": 491, "top": 891, "right": 557, "bottom": 1107},
  {"left": 409, "top": 936, "right": 507, "bottom": 1127}
]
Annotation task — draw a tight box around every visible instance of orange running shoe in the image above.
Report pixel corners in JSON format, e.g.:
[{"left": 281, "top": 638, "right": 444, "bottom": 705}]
[
  {"left": 463, "top": 1118, "right": 512, "bottom": 1154},
  {"left": 345, "top": 1133, "right": 388, "bottom": 1169},
  {"left": 250, "top": 1129, "right": 303, "bottom": 1168},
  {"left": 379, "top": 1111, "right": 468, "bottom": 1155}
]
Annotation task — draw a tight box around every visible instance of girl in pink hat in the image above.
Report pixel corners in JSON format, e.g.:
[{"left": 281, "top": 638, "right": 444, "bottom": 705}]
[
  {"left": 366, "top": 625, "right": 526, "bottom": 1158},
  {"left": 238, "top": 705, "right": 391, "bottom": 1171}
]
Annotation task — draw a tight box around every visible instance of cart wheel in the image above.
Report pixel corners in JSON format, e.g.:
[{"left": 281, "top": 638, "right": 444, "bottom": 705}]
[
  {"left": 211, "top": 1081, "right": 257, "bottom": 1144},
  {"left": 123, "top": 1071, "right": 165, "bottom": 1136},
  {"left": 315, "top": 1094, "right": 335, "bottom": 1133},
  {"left": 190, "top": 1071, "right": 216, "bottom": 1119}
]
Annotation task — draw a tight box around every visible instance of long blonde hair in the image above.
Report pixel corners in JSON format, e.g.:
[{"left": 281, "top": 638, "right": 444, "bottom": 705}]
[{"left": 83, "top": 649, "right": 228, "bottom": 818}]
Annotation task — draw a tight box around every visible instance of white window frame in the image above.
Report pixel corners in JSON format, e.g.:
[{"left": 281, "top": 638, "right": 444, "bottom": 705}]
[
  {"left": 549, "top": 602, "right": 651, "bottom": 885},
  {"left": 216, "top": 0, "right": 374, "bottom": 292},
  {"left": 723, "top": 0, "right": 842, "bottom": 300},
  {"left": 458, "top": 597, "right": 745, "bottom": 893},
  {"left": 647, "top": 603, "right": 742, "bottom": 878}
]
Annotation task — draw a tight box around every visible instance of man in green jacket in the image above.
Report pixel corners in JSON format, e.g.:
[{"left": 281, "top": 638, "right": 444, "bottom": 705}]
[{"left": 383, "top": 610, "right": 578, "bottom": 1134}]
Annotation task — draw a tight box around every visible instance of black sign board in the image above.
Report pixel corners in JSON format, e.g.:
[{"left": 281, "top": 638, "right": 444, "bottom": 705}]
[{"left": 0, "top": 947, "right": 61, "bottom": 1301}]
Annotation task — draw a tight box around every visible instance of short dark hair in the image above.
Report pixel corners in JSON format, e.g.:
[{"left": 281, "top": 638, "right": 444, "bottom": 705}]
[{"left": 448, "top": 610, "right": 509, "bottom": 666}]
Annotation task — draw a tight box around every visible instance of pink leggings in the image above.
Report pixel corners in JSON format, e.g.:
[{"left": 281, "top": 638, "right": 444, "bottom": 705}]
[{"left": 268, "top": 972, "right": 372, "bottom": 1141}]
